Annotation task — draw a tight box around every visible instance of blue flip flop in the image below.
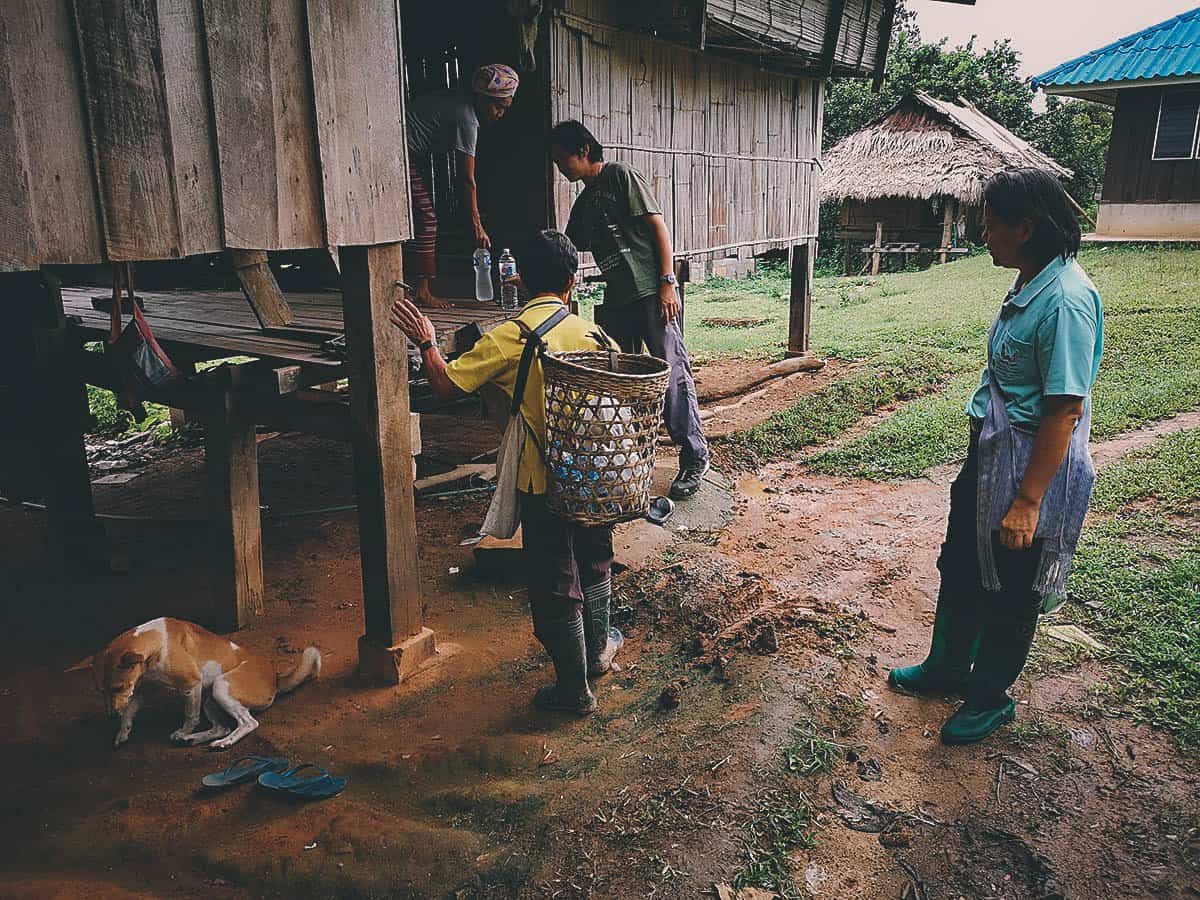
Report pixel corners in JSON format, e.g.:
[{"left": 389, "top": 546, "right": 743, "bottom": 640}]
[
  {"left": 201, "top": 756, "right": 289, "bottom": 789},
  {"left": 257, "top": 763, "right": 346, "bottom": 800}
]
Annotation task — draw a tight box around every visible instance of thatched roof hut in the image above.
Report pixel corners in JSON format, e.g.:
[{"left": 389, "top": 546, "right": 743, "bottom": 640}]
[
  {"left": 822, "top": 91, "right": 1071, "bottom": 205},
  {"left": 820, "top": 92, "right": 1071, "bottom": 272}
]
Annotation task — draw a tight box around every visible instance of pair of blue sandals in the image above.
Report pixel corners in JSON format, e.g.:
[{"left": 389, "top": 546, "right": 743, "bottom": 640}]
[{"left": 201, "top": 756, "right": 346, "bottom": 800}]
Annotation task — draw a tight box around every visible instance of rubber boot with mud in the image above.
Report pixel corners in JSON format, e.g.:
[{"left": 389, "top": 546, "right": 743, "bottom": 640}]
[
  {"left": 533, "top": 612, "right": 597, "bottom": 716},
  {"left": 582, "top": 576, "right": 624, "bottom": 678},
  {"left": 887, "top": 591, "right": 980, "bottom": 695},
  {"left": 940, "top": 697, "right": 1017, "bottom": 744},
  {"left": 942, "top": 606, "right": 1038, "bottom": 744}
]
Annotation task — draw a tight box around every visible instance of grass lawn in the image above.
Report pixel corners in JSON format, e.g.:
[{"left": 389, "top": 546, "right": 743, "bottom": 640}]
[
  {"left": 687, "top": 245, "right": 1200, "bottom": 477},
  {"left": 1062, "top": 427, "right": 1200, "bottom": 750},
  {"left": 679, "top": 245, "right": 1199, "bottom": 751}
]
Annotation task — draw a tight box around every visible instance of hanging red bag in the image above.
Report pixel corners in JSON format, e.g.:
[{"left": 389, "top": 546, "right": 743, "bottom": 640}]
[{"left": 104, "top": 263, "right": 184, "bottom": 397}]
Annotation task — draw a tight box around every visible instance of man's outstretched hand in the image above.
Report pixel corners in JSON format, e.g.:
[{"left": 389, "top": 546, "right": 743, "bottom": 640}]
[{"left": 390, "top": 294, "right": 437, "bottom": 347}]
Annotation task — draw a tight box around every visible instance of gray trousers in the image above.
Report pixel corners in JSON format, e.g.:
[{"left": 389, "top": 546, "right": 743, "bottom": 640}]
[{"left": 598, "top": 294, "right": 709, "bottom": 468}]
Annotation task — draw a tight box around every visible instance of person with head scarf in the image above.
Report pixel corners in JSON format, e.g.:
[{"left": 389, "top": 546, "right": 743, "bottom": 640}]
[{"left": 405, "top": 64, "right": 520, "bottom": 307}]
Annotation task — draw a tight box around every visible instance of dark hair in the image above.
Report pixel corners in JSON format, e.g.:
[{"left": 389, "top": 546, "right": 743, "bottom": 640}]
[
  {"left": 548, "top": 119, "right": 604, "bottom": 162},
  {"left": 518, "top": 229, "right": 579, "bottom": 296},
  {"left": 983, "top": 168, "right": 1081, "bottom": 263}
]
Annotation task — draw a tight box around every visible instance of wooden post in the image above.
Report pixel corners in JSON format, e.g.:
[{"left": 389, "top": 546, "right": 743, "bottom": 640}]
[
  {"left": 674, "top": 258, "right": 688, "bottom": 330},
  {"left": 204, "top": 401, "right": 265, "bottom": 631},
  {"left": 939, "top": 200, "right": 955, "bottom": 264},
  {"left": 871, "top": 222, "right": 882, "bottom": 276},
  {"left": 9, "top": 271, "right": 120, "bottom": 571},
  {"left": 340, "top": 242, "right": 434, "bottom": 684},
  {"left": 786, "top": 243, "right": 811, "bottom": 357},
  {"left": 842, "top": 237, "right": 851, "bottom": 276}
]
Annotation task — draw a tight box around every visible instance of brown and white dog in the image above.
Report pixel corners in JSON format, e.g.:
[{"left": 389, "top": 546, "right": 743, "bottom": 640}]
[{"left": 68, "top": 617, "right": 321, "bottom": 750}]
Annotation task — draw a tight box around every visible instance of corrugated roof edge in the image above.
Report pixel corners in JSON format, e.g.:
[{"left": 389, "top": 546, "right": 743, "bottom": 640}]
[{"left": 1031, "top": 5, "right": 1200, "bottom": 88}]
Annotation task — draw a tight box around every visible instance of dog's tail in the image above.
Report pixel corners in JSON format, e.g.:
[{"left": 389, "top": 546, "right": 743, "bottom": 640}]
[{"left": 277, "top": 646, "right": 322, "bottom": 695}]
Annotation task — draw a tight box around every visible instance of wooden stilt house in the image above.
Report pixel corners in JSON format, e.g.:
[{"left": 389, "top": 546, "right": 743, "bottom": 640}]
[{"left": 1, "top": 0, "right": 948, "bottom": 677}]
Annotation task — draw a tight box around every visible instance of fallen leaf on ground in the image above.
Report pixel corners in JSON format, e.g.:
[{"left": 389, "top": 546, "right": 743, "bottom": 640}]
[{"left": 1045, "top": 623, "right": 1110, "bottom": 652}]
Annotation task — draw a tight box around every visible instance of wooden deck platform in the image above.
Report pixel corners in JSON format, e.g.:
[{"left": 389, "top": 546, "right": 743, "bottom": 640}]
[{"left": 61, "top": 287, "right": 511, "bottom": 367}]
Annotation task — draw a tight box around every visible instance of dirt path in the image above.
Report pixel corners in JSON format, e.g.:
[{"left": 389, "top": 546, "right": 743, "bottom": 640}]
[
  {"left": 1, "top": 401, "right": 1197, "bottom": 899},
  {"left": 710, "top": 409, "right": 1200, "bottom": 898}
]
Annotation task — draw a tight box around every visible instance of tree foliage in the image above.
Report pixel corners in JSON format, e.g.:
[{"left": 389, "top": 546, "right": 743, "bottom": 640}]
[{"left": 823, "top": 4, "right": 1112, "bottom": 207}]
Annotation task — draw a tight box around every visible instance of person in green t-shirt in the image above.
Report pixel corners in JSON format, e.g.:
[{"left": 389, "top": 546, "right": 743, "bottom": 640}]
[{"left": 549, "top": 120, "right": 710, "bottom": 500}]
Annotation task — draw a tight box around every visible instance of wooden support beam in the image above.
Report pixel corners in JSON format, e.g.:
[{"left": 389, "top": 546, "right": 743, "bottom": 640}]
[
  {"left": 786, "top": 244, "right": 812, "bottom": 357},
  {"left": 939, "top": 200, "right": 955, "bottom": 264},
  {"left": 820, "top": 0, "right": 848, "bottom": 76},
  {"left": 230, "top": 249, "right": 295, "bottom": 328},
  {"left": 871, "top": 222, "right": 883, "bottom": 275},
  {"left": 8, "top": 271, "right": 121, "bottom": 571},
  {"left": 203, "top": 407, "right": 265, "bottom": 631},
  {"left": 340, "top": 242, "right": 434, "bottom": 683},
  {"left": 674, "top": 258, "right": 688, "bottom": 329},
  {"left": 690, "top": 0, "right": 708, "bottom": 50},
  {"left": 872, "top": 0, "right": 898, "bottom": 91}
]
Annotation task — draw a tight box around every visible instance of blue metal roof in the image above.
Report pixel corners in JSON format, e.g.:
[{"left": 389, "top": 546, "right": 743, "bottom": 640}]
[{"left": 1032, "top": 6, "right": 1200, "bottom": 89}]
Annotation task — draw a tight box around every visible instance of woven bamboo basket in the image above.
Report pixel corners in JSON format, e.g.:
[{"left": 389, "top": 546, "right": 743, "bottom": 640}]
[{"left": 542, "top": 351, "right": 671, "bottom": 526}]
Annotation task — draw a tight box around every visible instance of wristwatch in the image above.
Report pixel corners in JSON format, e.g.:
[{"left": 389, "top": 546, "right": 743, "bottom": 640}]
[
  {"left": 659, "top": 273, "right": 678, "bottom": 286},
  {"left": 418, "top": 339, "right": 434, "bottom": 353}
]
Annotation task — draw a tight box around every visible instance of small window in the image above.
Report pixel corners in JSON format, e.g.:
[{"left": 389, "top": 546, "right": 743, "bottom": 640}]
[{"left": 1152, "top": 88, "right": 1200, "bottom": 160}]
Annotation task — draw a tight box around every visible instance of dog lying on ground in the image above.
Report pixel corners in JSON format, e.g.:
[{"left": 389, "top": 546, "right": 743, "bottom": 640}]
[{"left": 68, "top": 617, "right": 321, "bottom": 749}]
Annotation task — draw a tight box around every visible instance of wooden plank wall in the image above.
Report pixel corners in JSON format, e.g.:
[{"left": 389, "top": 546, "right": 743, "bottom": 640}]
[
  {"left": 1, "top": 0, "right": 412, "bottom": 273},
  {"left": 1102, "top": 87, "right": 1200, "bottom": 205},
  {"left": 0, "top": 0, "right": 103, "bottom": 271},
  {"left": 73, "top": 0, "right": 225, "bottom": 261},
  {"left": 306, "top": 1, "right": 412, "bottom": 248},
  {"left": 551, "top": 1, "right": 823, "bottom": 272}
]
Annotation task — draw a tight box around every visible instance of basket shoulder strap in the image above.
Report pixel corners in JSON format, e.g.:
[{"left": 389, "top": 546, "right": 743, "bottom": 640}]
[{"left": 510, "top": 306, "right": 570, "bottom": 417}]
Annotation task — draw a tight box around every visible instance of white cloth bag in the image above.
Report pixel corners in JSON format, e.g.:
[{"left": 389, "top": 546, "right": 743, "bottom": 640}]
[{"left": 479, "top": 411, "right": 527, "bottom": 539}]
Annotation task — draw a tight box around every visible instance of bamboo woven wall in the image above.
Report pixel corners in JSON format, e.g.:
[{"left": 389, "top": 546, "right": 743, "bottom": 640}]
[
  {"left": 550, "top": 0, "right": 823, "bottom": 273},
  {"left": 0, "top": 0, "right": 412, "bottom": 273}
]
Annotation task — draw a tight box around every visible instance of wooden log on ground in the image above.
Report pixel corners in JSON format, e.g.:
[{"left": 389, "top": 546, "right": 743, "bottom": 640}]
[
  {"left": 697, "top": 355, "right": 826, "bottom": 404},
  {"left": 340, "top": 242, "right": 434, "bottom": 684},
  {"left": 414, "top": 462, "right": 495, "bottom": 494}
]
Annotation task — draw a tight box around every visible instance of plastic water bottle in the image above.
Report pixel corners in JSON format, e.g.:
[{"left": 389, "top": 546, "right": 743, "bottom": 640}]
[
  {"left": 498, "top": 248, "right": 518, "bottom": 311},
  {"left": 473, "top": 248, "right": 493, "bottom": 302}
]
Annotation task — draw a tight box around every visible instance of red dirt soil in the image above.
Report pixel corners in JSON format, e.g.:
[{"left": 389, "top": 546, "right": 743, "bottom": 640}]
[{"left": 0, "top": 367, "right": 1197, "bottom": 898}]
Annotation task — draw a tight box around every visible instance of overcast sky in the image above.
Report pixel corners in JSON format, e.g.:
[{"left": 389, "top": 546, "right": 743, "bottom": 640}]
[{"left": 909, "top": 0, "right": 1199, "bottom": 78}]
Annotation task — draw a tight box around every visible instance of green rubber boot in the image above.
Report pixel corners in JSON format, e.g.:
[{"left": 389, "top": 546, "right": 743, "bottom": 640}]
[
  {"left": 887, "top": 593, "right": 980, "bottom": 695},
  {"left": 942, "top": 599, "right": 1038, "bottom": 744},
  {"left": 532, "top": 612, "right": 597, "bottom": 716},
  {"left": 940, "top": 697, "right": 1017, "bottom": 744},
  {"left": 582, "top": 576, "right": 624, "bottom": 678}
]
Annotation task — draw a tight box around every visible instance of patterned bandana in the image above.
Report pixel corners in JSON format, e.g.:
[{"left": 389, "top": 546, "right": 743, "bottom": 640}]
[{"left": 471, "top": 64, "right": 520, "bottom": 99}]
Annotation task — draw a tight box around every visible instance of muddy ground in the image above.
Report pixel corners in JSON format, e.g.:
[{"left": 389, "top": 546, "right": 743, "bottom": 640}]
[{"left": 0, "top": 366, "right": 1197, "bottom": 899}]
